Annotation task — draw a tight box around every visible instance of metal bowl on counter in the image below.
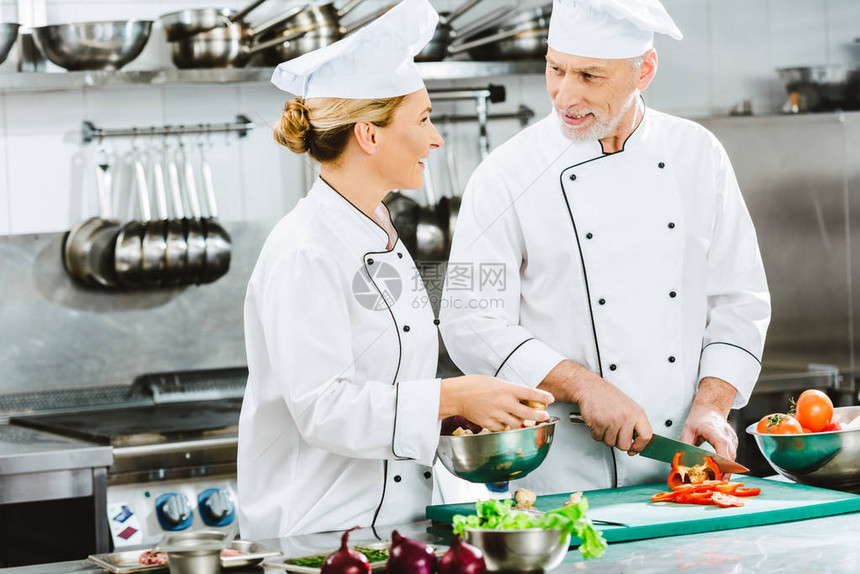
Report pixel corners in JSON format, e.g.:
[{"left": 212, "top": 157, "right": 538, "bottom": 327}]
[
  {"left": 0, "top": 22, "right": 20, "bottom": 65},
  {"left": 776, "top": 66, "right": 860, "bottom": 112},
  {"left": 464, "top": 528, "right": 569, "bottom": 573},
  {"left": 32, "top": 20, "right": 152, "bottom": 71},
  {"left": 746, "top": 406, "right": 860, "bottom": 493},
  {"left": 155, "top": 530, "right": 227, "bottom": 574},
  {"left": 436, "top": 417, "right": 558, "bottom": 483}
]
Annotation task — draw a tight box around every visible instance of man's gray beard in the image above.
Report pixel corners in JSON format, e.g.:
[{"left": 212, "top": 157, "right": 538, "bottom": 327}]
[{"left": 556, "top": 91, "right": 638, "bottom": 142}]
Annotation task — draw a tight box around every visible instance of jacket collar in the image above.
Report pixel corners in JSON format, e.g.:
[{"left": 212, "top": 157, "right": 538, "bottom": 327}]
[
  {"left": 307, "top": 177, "right": 393, "bottom": 252},
  {"left": 549, "top": 96, "right": 650, "bottom": 158}
]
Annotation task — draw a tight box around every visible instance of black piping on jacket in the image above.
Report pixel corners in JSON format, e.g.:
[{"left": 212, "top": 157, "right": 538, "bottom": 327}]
[
  {"left": 318, "top": 177, "right": 410, "bottom": 528},
  {"left": 555, "top": 108, "right": 646, "bottom": 488}
]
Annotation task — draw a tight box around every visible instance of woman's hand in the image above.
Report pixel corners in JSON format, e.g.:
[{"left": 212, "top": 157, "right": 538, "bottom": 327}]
[{"left": 440, "top": 375, "right": 555, "bottom": 432}]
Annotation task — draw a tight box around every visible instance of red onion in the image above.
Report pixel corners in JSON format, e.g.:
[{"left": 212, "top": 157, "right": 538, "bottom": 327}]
[
  {"left": 439, "top": 535, "right": 486, "bottom": 574},
  {"left": 387, "top": 530, "right": 436, "bottom": 574},
  {"left": 321, "top": 526, "right": 370, "bottom": 574}
]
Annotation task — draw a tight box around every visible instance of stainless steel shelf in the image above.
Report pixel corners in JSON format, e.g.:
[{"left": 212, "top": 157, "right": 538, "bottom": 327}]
[{"left": 0, "top": 61, "right": 545, "bottom": 92}]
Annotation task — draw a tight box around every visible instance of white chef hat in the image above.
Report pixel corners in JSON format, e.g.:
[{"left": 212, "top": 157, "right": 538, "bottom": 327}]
[
  {"left": 271, "top": 0, "right": 438, "bottom": 99},
  {"left": 547, "top": 0, "right": 682, "bottom": 59}
]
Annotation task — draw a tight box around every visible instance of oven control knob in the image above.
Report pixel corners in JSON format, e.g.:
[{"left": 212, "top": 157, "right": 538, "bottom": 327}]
[
  {"left": 155, "top": 493, "right": 193, "bottom": 531},
  {"left": 198, "top": 488, "right": 235, "bottom": 527}
]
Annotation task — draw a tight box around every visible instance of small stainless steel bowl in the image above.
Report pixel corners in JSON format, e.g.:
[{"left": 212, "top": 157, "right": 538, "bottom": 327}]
[
  {"left": 156, "top": 530, "right": 226, "bottom": 574},
  {"left": 436, "top": 417, "right": 558, "bottom": 483},
  {"left": 0, "top": 22, "right": 20, "bottom": 65},
  {"left": 465, "top": 528, "right": 569, "bottom": 573},
  {"left": 746, "top": 406, "right": 860, "bottom": 493},
  {"left": 32, "top": 20, "right": 152, "bottom": 71}
]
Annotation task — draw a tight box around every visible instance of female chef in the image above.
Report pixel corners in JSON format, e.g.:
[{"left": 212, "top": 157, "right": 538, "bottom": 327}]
[{"left": 237, "top": 0, "right": 553, "bottom": 539}]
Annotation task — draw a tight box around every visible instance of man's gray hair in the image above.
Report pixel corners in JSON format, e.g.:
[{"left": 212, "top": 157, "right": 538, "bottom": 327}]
[{"left": 629, "top": 54, "right": 647, "bottom": 73}]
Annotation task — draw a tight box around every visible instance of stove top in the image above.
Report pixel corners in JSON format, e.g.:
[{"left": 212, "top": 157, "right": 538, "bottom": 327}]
[{"left": 10, "top": 399, "right": 242, "bottom": 448}]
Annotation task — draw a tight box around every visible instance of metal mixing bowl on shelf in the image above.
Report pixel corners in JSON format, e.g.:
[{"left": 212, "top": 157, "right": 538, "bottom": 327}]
[
  {"left": 746, "top": 406, "right": 860, "bottom": 493},
  {"left": 436, "top": 417, "right": 559, "bottom": 483},
  {"left": 464, "top": 528, "right": 569, "bottom": 573},
  {"left": 32, "top": 20, "right": 152, "bottom": 71},
  {"left": 0, "top": 22, "right": 20, "bottom": 64}
]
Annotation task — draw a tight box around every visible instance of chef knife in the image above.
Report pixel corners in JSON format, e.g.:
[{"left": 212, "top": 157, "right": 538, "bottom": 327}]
[{"left": 569, "top": 412, "right": 748, "bottom": 474}]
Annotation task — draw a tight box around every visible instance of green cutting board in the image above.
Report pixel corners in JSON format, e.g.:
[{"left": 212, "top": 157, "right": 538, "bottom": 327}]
[{"left": 426, "top": 477, "right": 860, "bottom": 545}]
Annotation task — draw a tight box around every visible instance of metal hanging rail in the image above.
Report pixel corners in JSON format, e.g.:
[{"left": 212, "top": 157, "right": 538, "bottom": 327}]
[
  {"left": 81, "top": 115, "right": 255, "bottom": 145},
  {"left": 433, "top": 105, "right": 536, "bottom": 127},
  {"left": 428, "top": 85, "right": 508, "bottom": 159}
]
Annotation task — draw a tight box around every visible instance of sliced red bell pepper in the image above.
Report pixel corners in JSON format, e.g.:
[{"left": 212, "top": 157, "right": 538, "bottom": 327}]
[
  {"left": 711, "top": 492, "right": 744, "bottom": 507},
  {"left": 734, "top": 487, "right": 761, "bottom": 497},
  {"left": 667, "top": 453, "right": 723, "bottom": 490},
  {"left": 650, "top": 491, "right": 678, "bottom": 502}
]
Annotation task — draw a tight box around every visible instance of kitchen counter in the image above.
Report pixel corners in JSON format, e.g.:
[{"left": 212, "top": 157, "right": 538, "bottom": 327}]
[
  {"left": 3, "top": 510, "right": 859, "bottom": 573},
  {"left": 0, "top": 424, "right": 112, "bottom": 476}
]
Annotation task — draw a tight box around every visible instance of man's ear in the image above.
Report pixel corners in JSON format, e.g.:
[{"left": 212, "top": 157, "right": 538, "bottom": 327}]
[
  {"left": 637, "top": 49, "right": 658, "bottom": 91},
  {"left": 353, "top": 121, "right": 378, "bottom": 154}
]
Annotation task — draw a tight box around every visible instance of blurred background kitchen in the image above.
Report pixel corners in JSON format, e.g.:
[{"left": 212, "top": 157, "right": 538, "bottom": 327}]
[{"left": 1, "top": 0, "right": 860, "bottom": 567}]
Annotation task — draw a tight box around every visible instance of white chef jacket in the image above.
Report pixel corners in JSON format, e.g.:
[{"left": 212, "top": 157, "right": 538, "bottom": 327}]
[
  {"left": 238, "top": 178, "right": 442, "bottom": 538},
  {"left": 439, "top": 104, "right": 771, "bottom": 493}
]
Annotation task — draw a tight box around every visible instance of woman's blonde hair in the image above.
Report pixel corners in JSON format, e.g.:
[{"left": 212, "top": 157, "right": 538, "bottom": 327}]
[{"left": 274, "top": 96, "right": 406, "bottom": 163}]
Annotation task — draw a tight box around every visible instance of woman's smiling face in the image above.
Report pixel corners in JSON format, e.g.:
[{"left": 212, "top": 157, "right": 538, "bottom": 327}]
[{"left": 374, "top": 89, "right": 443, "bottom": 190}]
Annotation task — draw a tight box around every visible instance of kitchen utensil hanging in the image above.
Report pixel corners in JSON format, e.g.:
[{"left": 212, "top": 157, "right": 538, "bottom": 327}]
[{"left": 63, "top": 119, "right": 249, "bottom": 290}]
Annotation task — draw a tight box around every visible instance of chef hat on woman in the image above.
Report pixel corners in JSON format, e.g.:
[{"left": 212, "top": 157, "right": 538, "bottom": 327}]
[
  {"left": 271, "top": 0, "right": 438, "bottom": 100},
  {"left": 548, "top": 0, "right": 683, "bottom": 59}
]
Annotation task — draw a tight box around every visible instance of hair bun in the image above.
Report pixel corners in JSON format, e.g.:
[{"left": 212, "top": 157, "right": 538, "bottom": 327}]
[{"left": 274, "top": 97, "right": 311, "bottom": 154}]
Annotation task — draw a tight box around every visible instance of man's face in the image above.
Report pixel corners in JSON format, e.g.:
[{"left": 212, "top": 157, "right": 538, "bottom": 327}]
[{"left": 545, "top": 47, "right": 651, "bottom": 142}]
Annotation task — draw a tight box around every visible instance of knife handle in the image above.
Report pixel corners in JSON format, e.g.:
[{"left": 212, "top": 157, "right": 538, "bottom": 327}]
[{"left": 569, "top": 412, "right": 640, "bottom": 439}]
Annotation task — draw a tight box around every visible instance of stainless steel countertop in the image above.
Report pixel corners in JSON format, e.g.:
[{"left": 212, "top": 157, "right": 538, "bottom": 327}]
[
  {"left": 0, "top": 423, "right": 112, "bottom": 475},
  {"left": 3, "top": 510, "right": 860, "bottom": 573}
]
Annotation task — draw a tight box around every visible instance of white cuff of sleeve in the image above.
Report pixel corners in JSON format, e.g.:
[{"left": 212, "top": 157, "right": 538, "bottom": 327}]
[
  {"left": 392, "top": 378, "right": 442, "bottom": 465},
  {"left": 697, "top": 342, "right": 762, "bottom": 409},
  {"left": 495, "top": 338, "right": 566, "bottom": 388}
]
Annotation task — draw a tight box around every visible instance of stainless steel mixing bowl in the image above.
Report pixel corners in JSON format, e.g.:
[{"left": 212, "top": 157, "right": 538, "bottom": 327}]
[
  {"left": 436, "top": 417, "right": 558, "bottom": 483},
  {"left": 464, "top": 528, "right": 569, "bottom": 573},
  {"left": 32, "top": 20, "right": 152, "bottom": 71},
  {"left": 746, "top": 406, "right": 860, "bottom": 493},
  {"left": 0, "top": 22, "right": 20, "bottom": 65}
]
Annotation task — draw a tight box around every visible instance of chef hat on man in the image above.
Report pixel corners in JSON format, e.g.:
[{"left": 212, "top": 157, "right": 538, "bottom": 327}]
[
  {"left": 271, "top": 0, "right": 438, "bottom": 99},
  {"left": 548, "top": 0, "right": 682, "bottom": 59}
]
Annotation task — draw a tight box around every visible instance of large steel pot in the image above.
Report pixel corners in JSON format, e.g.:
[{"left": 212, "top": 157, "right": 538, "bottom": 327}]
[
  {"left": 448, "top": 3, "right": 551, "bottom": 61},
  {"left": 170, "top": 18, "right": 316, "bottom": 69},
  {"left": 415, "top": 0, "right": 487, "bottom": 62},
  {"left": 159, "top": 0, "right": 272, "bottom": 41},
  {"left": 0, "top": 23, "right": 19, "bottom": 65},
  {"left": 32, "top": 20, "right": 152, "bottom": 71},
  {"left": 256, "top": 2, "right": 394, "bottom": 66}
]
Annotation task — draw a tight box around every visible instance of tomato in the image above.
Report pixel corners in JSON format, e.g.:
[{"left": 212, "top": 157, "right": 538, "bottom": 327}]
[
  {"left": 802, "top": 427, "right": 813, "bottom": 433},
  {"left": 794, "top": 389, "right": 834, "bottom": 432},
  {"left": 756, "top": 413, "right": 803, "bottom": 434},
  {"left": 711, "top": 492, "right": 744, "bottom": 507},
  {"left": 822, "top": 421, "right": 844, "bottom": 432},
  {"left": 756, "top": 413, "right": 781, "bottom": 433}
]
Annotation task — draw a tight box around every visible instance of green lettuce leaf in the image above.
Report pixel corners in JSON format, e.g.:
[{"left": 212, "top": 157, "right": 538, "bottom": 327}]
[{"left": 452, "top": 497, "right": 607, "bottom": 560}]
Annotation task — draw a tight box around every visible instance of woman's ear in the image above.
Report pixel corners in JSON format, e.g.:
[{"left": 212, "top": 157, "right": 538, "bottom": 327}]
[{"left": 353, "top": 121, "right": 379, "bottom": 155}]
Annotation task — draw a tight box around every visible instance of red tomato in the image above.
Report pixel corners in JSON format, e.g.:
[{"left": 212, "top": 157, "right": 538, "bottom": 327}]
[
  {"left": 795, "top": 390, "right": 834, "bottom": 432},
  {"left": 822, "top": 421, "right": 844, "bottom": 432},
  {"left": 756, "top": 413, "right": 781, "bottom": 433},
  {"left": 756, "top": 413, "right": 803, "bottom": 434},
  {"left": 734, "top": 487, "right": 761, "bottom": 496},
  {"left": 802, "top": 427, "right": 813, "bottom": 433}
]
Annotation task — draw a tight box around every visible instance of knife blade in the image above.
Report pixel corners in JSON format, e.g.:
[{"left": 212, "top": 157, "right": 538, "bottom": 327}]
[{"left": 568, "top": 412, "right": 748, "bottom": 474}]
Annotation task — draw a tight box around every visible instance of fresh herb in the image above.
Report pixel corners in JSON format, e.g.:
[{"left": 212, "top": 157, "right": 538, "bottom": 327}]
[
  {"left": 452, "top": 498, "right": 608, "bottom": 560},
  {"left": 284, "top": 546, "right": 390, "bottom": 568}
]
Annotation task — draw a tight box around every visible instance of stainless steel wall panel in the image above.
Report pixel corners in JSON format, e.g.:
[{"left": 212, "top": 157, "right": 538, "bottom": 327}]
[{"left": 701, "top": 113, "right": 853, "bottom": 372}]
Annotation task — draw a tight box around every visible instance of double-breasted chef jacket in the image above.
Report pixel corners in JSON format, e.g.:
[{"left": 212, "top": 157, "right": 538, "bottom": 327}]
[
  {"left": 238, "top": 178, "right": 442, "bottom": 539},
  {"left": 439, "top": 103, "right": 771, "bottom": 493}
]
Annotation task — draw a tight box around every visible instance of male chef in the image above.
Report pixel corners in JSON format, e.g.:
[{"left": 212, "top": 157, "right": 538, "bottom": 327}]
[{"left": 439, "top": 0, "right": 771, "bottom": 492}]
